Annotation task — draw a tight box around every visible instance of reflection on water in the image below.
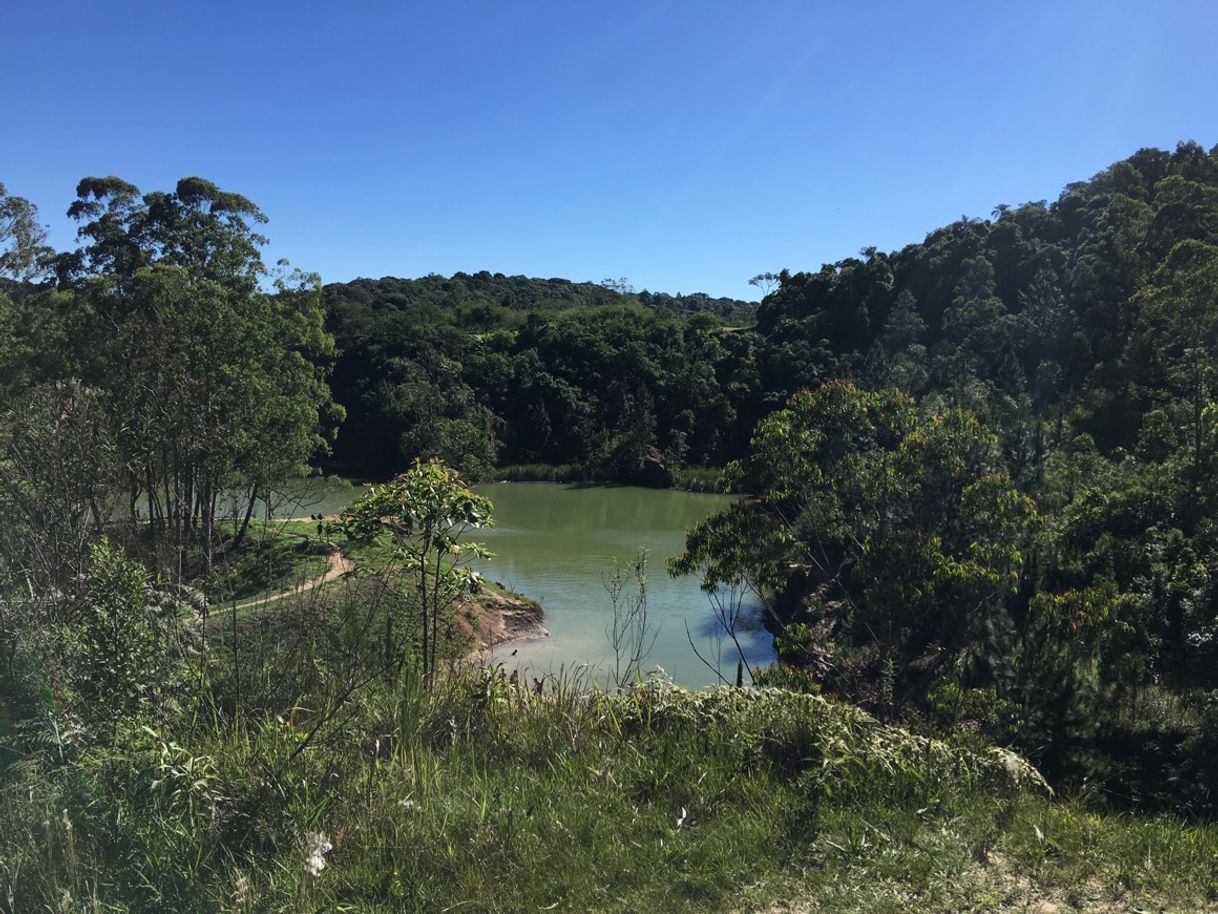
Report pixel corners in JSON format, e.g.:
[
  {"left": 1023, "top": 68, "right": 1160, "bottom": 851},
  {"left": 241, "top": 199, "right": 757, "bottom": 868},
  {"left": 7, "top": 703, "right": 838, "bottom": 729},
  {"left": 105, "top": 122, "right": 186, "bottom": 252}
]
[
  {"left": 471, "top": 483, "right": 776, "bottom": 689},
  {"left": 119, "top": 477, "right": 368, "bottom": 523}
]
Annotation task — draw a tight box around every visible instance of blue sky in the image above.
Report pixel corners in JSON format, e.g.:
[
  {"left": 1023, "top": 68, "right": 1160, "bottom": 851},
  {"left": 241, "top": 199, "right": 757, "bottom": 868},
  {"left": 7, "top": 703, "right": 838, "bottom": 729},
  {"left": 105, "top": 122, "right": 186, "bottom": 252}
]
[{"left": 2, "top": 1, "right": 1215, "bottom": 299}]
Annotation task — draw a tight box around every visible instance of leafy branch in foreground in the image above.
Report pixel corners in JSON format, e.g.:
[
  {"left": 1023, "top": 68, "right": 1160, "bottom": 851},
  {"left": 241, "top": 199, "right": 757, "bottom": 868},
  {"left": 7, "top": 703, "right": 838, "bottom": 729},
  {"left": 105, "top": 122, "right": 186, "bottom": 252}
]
[{"left": 340, "top": 458, "right": 494, "bottom": 686}]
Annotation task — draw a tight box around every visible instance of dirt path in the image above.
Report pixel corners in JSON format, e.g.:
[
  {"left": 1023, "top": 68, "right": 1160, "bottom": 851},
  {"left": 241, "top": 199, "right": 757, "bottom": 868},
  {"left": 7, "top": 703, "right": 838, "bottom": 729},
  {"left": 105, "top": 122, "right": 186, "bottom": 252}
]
[
  {"left": 227, "top": 541, "right": 545, "bottom": 664},
  {"left": 234, "top": 544, "right": 353, "bottom": 610}
]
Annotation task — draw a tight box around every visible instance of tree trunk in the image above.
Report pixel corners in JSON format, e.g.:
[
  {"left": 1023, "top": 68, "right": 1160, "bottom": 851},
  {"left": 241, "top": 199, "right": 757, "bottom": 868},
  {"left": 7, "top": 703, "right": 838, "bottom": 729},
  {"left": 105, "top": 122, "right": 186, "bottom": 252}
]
[{"left": 233, "top": 485, "right": 258, "bottom": 550}]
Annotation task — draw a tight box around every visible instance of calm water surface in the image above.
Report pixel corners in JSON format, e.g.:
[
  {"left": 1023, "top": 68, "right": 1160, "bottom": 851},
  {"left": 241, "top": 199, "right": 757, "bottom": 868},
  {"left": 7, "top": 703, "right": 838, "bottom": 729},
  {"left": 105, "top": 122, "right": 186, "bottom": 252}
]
[
  {"left": 123, "top": 476, "right": 368, "bottom": 522},
  {"left": 213, "top": 477, "right": 776, "bottom": 687},
  {"left": 470, "top": 483, "right": 776, "bottom": 688}
]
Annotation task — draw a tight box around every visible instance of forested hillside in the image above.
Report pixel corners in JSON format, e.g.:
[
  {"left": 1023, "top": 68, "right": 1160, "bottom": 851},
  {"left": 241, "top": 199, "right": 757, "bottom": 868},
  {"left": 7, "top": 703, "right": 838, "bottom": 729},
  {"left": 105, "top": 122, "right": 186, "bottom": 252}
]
[
  {"left": 674, "top": 140, "right": 1218, "bottom": 814},
  {"left": 323, "top": 273, "right": 757, "bottom": 477},
  {"left": 320, "top": 140, "right": 1218, "bottom": 813},
  {"left": 6, "top": 142, "right": 1218, "bottom": 911},
  {"left": 323, "top": 142, "right": 1218, "bottom": 494}
]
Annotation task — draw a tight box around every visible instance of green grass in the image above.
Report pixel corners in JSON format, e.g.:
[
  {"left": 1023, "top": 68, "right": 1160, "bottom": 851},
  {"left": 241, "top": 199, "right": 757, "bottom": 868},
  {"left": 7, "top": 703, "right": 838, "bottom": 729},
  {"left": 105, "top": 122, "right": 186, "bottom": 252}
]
[
  {"left": 0, "top": 698, "right": 15, "bottom": 771},
  {"left": 3, "top": 673, "right": 1217, "bottom": 913},
  {"left": 209, "top": 520, "right": 332, "bottom": 604},
  {"left": 494, "top": 462, "right": 738, "bottom": 493},
  {"left": 336, "top": 527, "right": 406, "bottom": 576},
  {"left": 671, "top": 464, "right": 731, "bottom": 492}
]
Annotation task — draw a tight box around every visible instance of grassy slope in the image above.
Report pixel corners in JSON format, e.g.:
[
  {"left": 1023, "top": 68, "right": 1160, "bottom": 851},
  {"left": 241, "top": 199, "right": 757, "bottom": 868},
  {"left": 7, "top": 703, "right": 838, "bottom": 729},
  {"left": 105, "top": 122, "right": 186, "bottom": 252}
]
[
  {"left": 150, "top": 520, "right": 1217, "bottom": 912},
  {"left": 6, "top": 523, "right": 1214, "bottom": 911},
  {"left": 209, "top": 520, "right": 332, "bottom": 604},
  {"left": 2, "top": 680, "right": 1216, "bottom": 913}
]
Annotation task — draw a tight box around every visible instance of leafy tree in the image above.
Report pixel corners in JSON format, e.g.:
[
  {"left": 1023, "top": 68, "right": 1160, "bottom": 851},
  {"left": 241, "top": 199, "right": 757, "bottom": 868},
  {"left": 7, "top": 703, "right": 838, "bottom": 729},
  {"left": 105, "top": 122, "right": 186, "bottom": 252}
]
[
  {"left": 340, "top": 460, "right": 493, "bottom": 686},
  {"left": 863, "top": 289, "right": 928, "bottom": 393},
  {"left": 933, "top": 256, "right": 1016, "bottom": 401},
  {"left": 359, "top": 349, "right": 496, "bottom": 479},
  {"left": 675, "top": 381, "right": 1037, "bottom": 712},
  {"left": 45, "top": 178, "right": 340, "bottom": 574},
  {"left": 748, "top": 271, "right": 780, "bottom": 297},
  {"left": 0, "top": 181, "right": 51, "bottom": 280},
  {"left": 1132, "top": 241, "right": 1218, "bottom": 484}
]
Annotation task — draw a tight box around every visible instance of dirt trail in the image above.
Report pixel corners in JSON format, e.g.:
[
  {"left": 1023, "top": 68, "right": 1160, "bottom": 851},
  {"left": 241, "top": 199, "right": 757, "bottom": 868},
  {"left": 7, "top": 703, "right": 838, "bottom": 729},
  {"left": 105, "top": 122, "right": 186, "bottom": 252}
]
[
  {"left": 234, "top": 544, "right": 353, "bottom": 610},
  {"left": 228, "top": 540, "right": 546, "bottom": 665}
]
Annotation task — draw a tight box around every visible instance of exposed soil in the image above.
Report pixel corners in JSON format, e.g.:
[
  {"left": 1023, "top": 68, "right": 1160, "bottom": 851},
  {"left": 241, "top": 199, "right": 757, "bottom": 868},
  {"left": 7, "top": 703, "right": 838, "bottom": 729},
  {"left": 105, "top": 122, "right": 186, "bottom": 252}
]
[{"left": 457, "top": 584, "right": 548, "bottom": 663}]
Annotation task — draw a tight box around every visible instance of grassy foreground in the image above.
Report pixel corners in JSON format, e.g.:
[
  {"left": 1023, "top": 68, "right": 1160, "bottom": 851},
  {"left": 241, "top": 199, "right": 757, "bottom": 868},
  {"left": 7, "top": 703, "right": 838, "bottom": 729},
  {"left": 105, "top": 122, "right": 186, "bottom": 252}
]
[{"left": 3, "top": 673, "right": 1217, "bottom": 913}]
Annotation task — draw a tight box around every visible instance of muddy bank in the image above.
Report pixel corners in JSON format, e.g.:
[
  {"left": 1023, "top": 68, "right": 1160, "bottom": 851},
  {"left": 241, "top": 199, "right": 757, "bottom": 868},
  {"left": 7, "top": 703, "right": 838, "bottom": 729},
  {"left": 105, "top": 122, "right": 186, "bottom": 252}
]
[{"left": 457, "top": 583, "right": 548, "bottom": 663}]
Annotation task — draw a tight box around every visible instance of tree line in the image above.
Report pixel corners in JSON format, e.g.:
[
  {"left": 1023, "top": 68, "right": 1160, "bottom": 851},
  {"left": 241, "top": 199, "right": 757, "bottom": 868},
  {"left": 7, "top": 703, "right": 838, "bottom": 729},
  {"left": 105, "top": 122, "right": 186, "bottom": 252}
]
[
  {"left": 321, "top": 273, "right": 758, "bottom": 480},
  {"left": 321, "top": 139, "right": 1218, "bottom": 809},
  {"left": 0, "top": 177, "right": 340, "bottom": 585},
  {"left": 6, "top": 139, "right": 1218, "bottom": 812},
  {"left": 675, "top": 140, "right": 1218, "bottom": 813}
]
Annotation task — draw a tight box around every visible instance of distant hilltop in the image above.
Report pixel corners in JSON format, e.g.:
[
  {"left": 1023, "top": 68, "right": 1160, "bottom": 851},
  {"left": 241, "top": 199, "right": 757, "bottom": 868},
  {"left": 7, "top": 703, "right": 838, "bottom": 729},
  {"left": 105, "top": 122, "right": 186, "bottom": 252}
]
[{"left": 323, "top": 272, "right": 758, "bottom": 328}]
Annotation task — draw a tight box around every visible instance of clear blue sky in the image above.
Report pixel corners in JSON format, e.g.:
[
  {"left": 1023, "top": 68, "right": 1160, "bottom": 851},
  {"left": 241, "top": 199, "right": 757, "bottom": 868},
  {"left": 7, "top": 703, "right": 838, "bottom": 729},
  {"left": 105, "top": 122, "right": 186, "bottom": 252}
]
[{"left": 2, "top": 1, "right": 1215, "bottom": 300}]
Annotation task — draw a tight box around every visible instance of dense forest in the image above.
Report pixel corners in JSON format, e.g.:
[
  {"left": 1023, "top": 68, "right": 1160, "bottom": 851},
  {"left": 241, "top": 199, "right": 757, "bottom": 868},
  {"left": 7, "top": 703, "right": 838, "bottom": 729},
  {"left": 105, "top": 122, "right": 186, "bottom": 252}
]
[
  {"left": 5, "top": 142, "right": 1218, "bottom": 909},
  {"left": 323, "top": 141, "right": 1218, "bottom": 495},
  {"left": 322, "top": 273, "right": 758, "bottom": 478},
  {"left": 677, "top": 140, "right": 1218, "bottom": 812},
  {"left": 322, "top": 140, "right": 1218, "bottom": 811}
]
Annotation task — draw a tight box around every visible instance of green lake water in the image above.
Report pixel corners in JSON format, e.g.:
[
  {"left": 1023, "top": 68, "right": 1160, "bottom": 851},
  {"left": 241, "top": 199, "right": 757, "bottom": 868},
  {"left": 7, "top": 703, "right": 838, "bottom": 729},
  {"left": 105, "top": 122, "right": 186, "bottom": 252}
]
[
  {"left": 214, "top": 477, "right": 775, "bottom": 688},
  {"left": 235, "top": 477, "right": 367, "bottom": 519},
  {"left": 470, "top": 483, "right": 776, "bottom": 689}
]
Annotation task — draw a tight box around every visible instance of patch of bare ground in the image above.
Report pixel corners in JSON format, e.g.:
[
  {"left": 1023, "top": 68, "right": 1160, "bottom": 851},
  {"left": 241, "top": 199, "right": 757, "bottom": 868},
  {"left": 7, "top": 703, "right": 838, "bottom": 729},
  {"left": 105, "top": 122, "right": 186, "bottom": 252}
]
[
  {"left": 747, "top": 850, "right": 1216, "bottom": 914},
  {"left": 978, "top": 850, "right": 1129, "bottom": 914},
  {"left": 457, "top": 583, "right": 548, "bottom": 663},
  {"left": 750, "top": 894, "right": 1143, "bottom": 914}
]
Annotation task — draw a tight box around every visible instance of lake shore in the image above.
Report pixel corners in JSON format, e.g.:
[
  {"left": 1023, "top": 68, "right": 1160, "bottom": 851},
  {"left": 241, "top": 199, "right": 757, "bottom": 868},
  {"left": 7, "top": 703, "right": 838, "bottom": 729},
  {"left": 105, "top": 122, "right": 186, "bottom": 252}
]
[{"left": 458, "top": 582, "right": 549, "bottom": 664}]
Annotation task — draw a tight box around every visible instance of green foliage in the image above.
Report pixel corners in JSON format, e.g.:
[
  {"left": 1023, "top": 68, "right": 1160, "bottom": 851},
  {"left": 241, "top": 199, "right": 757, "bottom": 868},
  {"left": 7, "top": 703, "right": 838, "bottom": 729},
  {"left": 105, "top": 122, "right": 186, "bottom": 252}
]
[
  {"left": 3, "top": 176, "right": 341, "bottom": 579},
  {"left": 676, "top": 382, "right": 1037, "bottom": 712},
  {"left": 210, "top": 522, "right": 331, "bottom": 603},
  {"left": 0, "top": 380, "right": 114, "bottom": 592},
  {"left": 493, "top": 461, "right": 596, "bottom": 483},
  {"left": 60, "top": 542, "right": 187, "bottom": 733},
  {"left": 0, "top": 181, "right": 52, "bottom": 281},
  {"left": 4, "top": 664, "right": 1216, "bottom": 913},
  {"left": 341, "top": 459, "right": 494, "bottom": 684},
  {"left": 376, "top": 351, "right": 498, "bottom": 479},
  {"left": 1, "top": 540, "right": 194, "bottom": 746},
  {"left": 326, "top": 288, "right": 756, "bottom": 479},
  {"left": 9, "top": 137, "right": 1218, "bottom": 890},
  {"left": 666, "top": 142, "right": 1218, "bottom": 811}
]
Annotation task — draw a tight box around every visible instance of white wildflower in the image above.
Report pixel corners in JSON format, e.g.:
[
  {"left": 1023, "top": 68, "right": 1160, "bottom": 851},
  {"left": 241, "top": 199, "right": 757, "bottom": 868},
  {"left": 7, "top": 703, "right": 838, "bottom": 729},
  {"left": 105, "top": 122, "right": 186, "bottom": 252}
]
[
  {"left": 232, "top": 871, "right": 250, "bottom": 908},
  {"left": 303, "top": 831, "right": 332, "bottom": 877}
]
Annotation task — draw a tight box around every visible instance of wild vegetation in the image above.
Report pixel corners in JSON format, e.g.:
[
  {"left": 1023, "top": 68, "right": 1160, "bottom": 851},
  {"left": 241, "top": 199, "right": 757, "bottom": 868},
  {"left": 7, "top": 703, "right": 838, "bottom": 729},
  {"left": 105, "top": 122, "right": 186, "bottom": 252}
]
[
  {"left": 322, "top": 141, "right": 1218, "bottom": 816},
  {"left": 5, "top": 142, "right": 1218, "bottom": 910},
  {"left": 668, "top": 142, "right": 1218, "bottom": 817}
]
